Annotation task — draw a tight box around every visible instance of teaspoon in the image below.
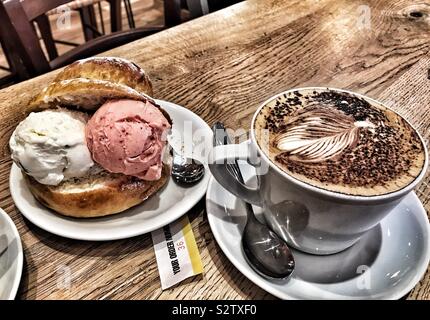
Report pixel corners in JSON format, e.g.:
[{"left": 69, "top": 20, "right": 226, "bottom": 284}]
[{"left": 171, "top": 148, "right": 205, "bottom": 185}]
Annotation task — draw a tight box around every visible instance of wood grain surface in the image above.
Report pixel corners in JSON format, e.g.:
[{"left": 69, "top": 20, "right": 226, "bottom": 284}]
[{"left": 0, "top": 0, "right": 429, "bottom": 300}]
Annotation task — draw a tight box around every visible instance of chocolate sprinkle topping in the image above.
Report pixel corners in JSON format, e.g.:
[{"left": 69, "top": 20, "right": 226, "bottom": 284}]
[{"left": 259, "top": 90, "right": 424, "bottom": 193}]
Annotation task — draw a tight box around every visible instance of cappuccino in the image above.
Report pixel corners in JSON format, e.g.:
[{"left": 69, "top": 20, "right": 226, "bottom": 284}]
[{"left": 254, "top": 88, "right": 426, "bottom": 196}]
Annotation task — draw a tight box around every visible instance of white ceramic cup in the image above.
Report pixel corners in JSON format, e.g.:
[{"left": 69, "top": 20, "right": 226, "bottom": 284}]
[{"left": 209, "top": 87, "right": 428, "bottom": 255}]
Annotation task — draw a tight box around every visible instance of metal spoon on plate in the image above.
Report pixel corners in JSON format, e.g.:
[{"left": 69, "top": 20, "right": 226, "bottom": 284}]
[{"left": 171, "top": 148, "right": 205, "bottom": 185}]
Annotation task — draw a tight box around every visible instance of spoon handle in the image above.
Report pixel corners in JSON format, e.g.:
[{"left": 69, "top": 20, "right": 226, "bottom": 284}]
[
  {"left": 212, "top": 122, "right": 244, "bottom": 183},
  {"left": 212, "top": 122, "right": 256, "bottom": 219}
]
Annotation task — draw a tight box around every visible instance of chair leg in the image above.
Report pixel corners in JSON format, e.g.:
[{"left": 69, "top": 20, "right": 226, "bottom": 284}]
[
  {"left": 88, "top": 5, "right": 99, "bottom": 33},
  {"left": 186, "top": 0, "right": 209, "bottom": 18},
  {"left": 78, "top": 6, "right": 100, "bottom": 41},
  {"left": 108, "top": 0, "right": 122, "bottom": 32},
  {"left": 164, "top": 0, "right": 182, "bottom": 27},
  {"left": 123, "top": 0, "right": 135, "bottom": 29},
  {"left": 97, "top": 2, "right": 106, "bottom": 34},
  {"left": 35, "top": 14, "right": 58, "bottom": 60}
]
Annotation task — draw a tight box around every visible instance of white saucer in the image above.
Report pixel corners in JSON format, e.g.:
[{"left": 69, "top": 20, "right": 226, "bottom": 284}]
[
  {"left": 10, "top": 100, "right": 212, "bottom": 241},
  {"left": 206, "top": 162, "right": 430, "bottom": 299},
  {"left": 0, "top": 208, "right": 23, "bottom": 300}
]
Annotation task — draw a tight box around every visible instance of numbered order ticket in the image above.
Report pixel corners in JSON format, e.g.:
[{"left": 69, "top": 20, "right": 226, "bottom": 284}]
[{"left": 151, "top": 215, "right": 203, "bottom": 290}]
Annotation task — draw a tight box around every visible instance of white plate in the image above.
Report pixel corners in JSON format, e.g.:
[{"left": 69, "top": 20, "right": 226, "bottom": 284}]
[
  {"left": 10, "top": 100, "right": 212, "bottom": 241},
  {"left": 0, "top": 208, "right": 23, "bottom": 300},
  {"left": 206, "top": 161, "right": 430, "bottom": 300}
]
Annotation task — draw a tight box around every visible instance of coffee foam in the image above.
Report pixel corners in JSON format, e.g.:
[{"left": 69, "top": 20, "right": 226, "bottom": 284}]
[{"left": 254, "top": 89, "right": 426, "bottom": 196}]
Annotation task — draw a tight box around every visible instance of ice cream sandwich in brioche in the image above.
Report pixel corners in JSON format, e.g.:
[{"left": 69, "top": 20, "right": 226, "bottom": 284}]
[{"left": 10, "top": 57, "right": 172, "bottom": 218}]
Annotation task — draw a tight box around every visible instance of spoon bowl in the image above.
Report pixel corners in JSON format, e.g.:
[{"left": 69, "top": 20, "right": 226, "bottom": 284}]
[
  {"left": 171, "top": 149, "right": 205, "bottom": 185},
  {"left": 242, "top": 214, "right": 295, "bottom": 279}
]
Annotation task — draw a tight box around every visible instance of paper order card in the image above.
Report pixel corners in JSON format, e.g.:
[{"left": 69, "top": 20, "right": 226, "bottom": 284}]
[{"left": 151, "top": 215, "right": 203, "bottom": 289}]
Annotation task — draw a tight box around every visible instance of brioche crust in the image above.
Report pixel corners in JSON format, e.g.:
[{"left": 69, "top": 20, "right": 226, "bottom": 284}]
[
  {"left": 25, "top": 164, "right": 171, "bottom": 218},
  {"left": 53, "top": 57, "right": 153, "bottom": 96},
  {"left": 28, "top": 78, "right": 172, "bottom": 125},
  {"left": 29, "top": 78, "right": 149, "bottom": 110}
]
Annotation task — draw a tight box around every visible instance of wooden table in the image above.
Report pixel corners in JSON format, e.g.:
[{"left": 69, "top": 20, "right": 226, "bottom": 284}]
[{"left": 0, "top": 0, "right": 429, "bottom": 299}]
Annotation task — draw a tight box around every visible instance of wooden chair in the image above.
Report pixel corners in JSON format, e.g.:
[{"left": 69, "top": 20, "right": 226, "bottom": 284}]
[
  {"left": 0, "top": 0, "right": 213, "bottom": 82},
  {"left": 45, "top": 0, "right": 125, "bottom": 38},
  {"left": 0, "top": 0, "right": 181, "bottom": 80},
  {"left": 35, "top": 0, "right": 124, "bottom": 61}
]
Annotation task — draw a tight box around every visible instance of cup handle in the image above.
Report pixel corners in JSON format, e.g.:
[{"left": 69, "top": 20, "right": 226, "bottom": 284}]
[{"left": 209, "top": 143, "right": 263, "bottom": 206}]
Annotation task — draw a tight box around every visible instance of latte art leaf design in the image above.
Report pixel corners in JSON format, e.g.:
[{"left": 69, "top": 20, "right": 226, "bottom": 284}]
[{"left": 274, "top": 106, "right": 374, "bottom": 163}]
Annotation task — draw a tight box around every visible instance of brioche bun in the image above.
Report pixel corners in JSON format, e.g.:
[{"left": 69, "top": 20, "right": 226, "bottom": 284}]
[
  {"left": 26, "top": 164, "right": 170, "bottom": 218},
  {"left": 20, "top": 57, "right": 171, "bottom": 218}
]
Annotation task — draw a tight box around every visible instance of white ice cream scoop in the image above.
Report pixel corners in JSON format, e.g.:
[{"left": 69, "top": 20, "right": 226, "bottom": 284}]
[{"left": 9, "top": 109, "right": 94, "bottom": 185}]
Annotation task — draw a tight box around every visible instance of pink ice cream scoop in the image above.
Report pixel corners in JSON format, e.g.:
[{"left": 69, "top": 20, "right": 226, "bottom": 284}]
[{"left": 86, "top": 99, "right": 171, "bottom": 181}]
